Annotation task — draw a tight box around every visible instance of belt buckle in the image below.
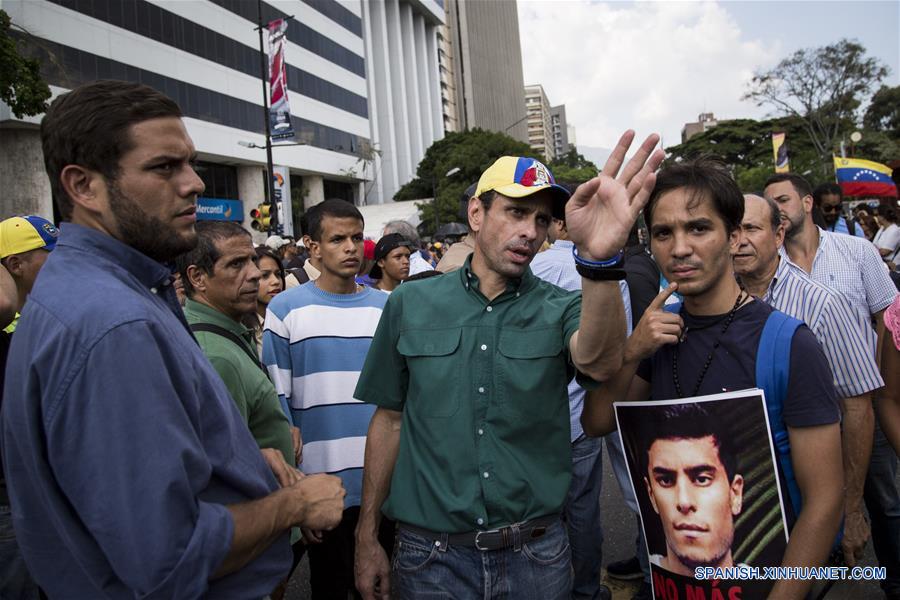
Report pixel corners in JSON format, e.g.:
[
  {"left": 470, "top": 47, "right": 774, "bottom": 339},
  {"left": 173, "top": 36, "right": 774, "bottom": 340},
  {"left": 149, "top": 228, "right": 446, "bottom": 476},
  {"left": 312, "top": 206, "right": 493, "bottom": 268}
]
[{"left": 473, "top": 530, "right": 492, "bottom": 551}]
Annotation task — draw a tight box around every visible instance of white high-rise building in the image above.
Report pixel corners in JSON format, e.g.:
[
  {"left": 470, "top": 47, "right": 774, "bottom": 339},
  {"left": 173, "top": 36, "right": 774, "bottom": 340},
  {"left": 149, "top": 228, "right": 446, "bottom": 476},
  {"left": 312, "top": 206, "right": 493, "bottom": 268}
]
[
  {"left": 525, "top": 84, "right": 555, "bottom": 162},
  {"left": 361, "top": 0, "right": 445, "bottom": 205},
  {"left": 0, "top": 0, "right": 445, "bottom": 230}
]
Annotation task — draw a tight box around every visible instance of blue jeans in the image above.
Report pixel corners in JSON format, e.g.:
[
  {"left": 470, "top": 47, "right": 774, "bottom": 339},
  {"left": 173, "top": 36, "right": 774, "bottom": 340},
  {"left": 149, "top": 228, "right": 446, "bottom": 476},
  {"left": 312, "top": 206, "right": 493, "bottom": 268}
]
[
  {"left": 606, "top": 433, "right": 650, "bottom": 584},
  {"left": 564, "top": 434, "right": 605, "bottom": 600},
  {"left": 863, "top": 421, "right": 900, "bottom": 597},
  {"left": 391, "top": 520, "right": 572, "bottom": 599},
  {"left": 0, "top": 504, "right": 40, "bottom": 600}
]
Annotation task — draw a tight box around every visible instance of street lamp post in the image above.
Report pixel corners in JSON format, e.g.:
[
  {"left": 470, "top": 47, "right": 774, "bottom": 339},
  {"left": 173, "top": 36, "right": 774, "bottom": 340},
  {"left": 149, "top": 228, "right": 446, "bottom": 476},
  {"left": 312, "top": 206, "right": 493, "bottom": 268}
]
[
  {"left": 255, "top": 0, "right": 277, "bottom": 233},
  {"left": 238, "top": 141, "right": 307, "bottom": 150},
  {"left": 253, "top": 1, "right": 295, "bottom": 235}
]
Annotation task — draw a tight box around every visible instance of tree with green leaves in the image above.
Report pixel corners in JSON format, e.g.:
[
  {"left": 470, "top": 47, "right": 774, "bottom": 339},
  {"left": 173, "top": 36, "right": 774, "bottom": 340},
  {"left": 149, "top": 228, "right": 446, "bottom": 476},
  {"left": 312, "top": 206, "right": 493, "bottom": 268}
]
[
  {"left": 0, "top": 9, "right": 51, "bottom": 118},
  {"left": 863, "top": 85, "right": 900, "bottom": 139},
  {"left": 664, "top": 116, "right": 825, "bottom": 193},
  {"left": 743, "top": 39, "right": 888, "bottom": 174},
  {"left": 394, "top": 128, "right": 539, "bottom": 236},
  {"left": 547, "top": 148, "right": 599, "bottom": 184}
]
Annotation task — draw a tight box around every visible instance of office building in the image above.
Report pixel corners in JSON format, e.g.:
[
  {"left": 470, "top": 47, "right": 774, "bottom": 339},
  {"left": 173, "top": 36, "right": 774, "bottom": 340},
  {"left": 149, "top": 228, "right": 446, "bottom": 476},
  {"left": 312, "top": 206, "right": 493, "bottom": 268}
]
[
  {"left": 442, "top": 0, "right": 528, "bottom": 143},
  {"left": 681, "top": 112, "right": 718, "bottom": 143},
  {"left": 361, "top": 0, "right": 444, "bottom": 205},
  {"left": 525, "top": 84, "right": 554, "bottom": 161},
  {"left": 550, "top": 104, "right": 570, "bottom": 158},
  {"left": 436, "top": 21, "right": 459, "bottom": 133},
  {"left": 0, "top": 0, "right": 445, "bottom": 235}
]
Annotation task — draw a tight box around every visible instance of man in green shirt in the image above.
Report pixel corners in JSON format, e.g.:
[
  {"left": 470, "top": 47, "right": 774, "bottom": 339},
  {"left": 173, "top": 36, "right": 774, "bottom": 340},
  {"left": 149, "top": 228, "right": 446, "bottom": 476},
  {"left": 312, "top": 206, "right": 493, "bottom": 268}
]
[
  {"left": 354, "top": 131, "right": 664, "bottom": 600},
  {"left": 177, "top": 221, "right": 300, "bottom": 487}
]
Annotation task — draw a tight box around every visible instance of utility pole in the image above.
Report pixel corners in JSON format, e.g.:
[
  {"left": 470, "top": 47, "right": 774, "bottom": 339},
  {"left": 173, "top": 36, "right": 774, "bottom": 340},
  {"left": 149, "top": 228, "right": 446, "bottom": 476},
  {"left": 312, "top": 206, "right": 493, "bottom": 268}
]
[{"left": 255, "top": 0, "right": 278, "bottom": 234}]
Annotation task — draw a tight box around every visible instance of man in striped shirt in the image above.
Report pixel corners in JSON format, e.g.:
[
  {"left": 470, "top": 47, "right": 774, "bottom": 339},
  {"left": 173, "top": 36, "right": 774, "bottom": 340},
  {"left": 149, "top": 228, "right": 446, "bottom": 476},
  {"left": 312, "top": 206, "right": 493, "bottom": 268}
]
[
  {"left": 734, "top": 193, "right": 884, "bottom": 568},
  {"left": 765, "top": 173, "right": 900, "bottom": 597},
  {"left": 263, "top": 199, "right": 391, "bottom": 599}
]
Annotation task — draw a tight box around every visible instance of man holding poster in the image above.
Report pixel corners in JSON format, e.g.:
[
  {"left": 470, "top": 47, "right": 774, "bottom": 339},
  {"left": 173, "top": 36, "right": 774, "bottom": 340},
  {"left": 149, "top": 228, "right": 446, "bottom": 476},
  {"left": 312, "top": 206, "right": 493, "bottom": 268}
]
[{"left": 582, "top": 158, "right": 844, "bottom": 599}]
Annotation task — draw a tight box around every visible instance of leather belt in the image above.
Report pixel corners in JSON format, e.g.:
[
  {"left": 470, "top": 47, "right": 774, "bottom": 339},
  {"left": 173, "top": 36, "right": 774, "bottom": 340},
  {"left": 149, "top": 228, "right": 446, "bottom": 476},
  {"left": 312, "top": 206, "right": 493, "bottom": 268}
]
[{"left": 399, "top": 514, "right": 559, "bottom": 551}]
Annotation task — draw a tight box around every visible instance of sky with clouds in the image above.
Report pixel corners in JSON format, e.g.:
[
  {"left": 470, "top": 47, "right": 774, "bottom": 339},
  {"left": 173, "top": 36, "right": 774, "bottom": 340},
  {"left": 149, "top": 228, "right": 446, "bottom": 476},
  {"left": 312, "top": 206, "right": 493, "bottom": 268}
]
[{"left": 517, "top": 0, "right": 900, "bottom": 154}]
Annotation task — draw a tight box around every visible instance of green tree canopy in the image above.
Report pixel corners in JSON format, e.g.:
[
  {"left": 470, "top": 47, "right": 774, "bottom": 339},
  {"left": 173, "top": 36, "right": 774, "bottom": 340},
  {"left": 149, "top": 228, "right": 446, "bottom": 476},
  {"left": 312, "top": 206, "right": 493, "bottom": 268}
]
[
  {"left": 0, "top": 9, "right": 51, "bottom": 118},
  {"left": 743, "top": 39, "right": 889, "bottom": 174},
  {"left": 394, "top": 128, "right": 539, "bottom": 236},
  {"left": 664, "top": 117, "right": 826, "bottom": 193},
  {"left": 863, "top": 85, "right": 900, "bottom": 139},
  {"left": 547, "top": 148, "right": 599, "bottom": 184}
]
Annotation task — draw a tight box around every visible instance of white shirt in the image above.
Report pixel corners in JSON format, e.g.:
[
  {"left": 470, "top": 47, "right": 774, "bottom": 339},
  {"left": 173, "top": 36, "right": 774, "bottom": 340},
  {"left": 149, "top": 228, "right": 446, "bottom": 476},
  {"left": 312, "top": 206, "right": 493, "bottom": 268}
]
[
  {"left": 781, "top": 228, "right": 895, "bottom": 361},
  {"left": 408, "top": 251, "right": 434, "bottom": 276},
  {"left": 874, "top": 223, "right": 900, "bottom": 259}
]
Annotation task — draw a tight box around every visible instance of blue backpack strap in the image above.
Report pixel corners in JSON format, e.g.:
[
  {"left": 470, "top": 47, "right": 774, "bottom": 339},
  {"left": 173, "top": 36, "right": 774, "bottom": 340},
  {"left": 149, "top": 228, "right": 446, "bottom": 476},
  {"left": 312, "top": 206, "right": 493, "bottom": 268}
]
[{"left": 755, "top": 310, "right": 803, "bottom": 522}]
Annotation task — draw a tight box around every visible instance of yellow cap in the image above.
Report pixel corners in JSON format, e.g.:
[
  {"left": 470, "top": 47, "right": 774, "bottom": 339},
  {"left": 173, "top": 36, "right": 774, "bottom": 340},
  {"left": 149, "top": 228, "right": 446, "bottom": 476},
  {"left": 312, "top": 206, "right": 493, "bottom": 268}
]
[{"left": 475, "top": 157, "right": 570, "bottom": 218}]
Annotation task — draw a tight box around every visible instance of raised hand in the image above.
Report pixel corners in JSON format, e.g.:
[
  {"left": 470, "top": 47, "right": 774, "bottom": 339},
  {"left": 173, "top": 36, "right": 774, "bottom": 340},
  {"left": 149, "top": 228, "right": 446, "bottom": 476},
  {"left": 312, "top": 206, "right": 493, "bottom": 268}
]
[
  {"left": 565, "top": 130, "right": 664, "bottom": 260},
  {"left": 625, "top": 283, "right": 683, "bottom": 362}
]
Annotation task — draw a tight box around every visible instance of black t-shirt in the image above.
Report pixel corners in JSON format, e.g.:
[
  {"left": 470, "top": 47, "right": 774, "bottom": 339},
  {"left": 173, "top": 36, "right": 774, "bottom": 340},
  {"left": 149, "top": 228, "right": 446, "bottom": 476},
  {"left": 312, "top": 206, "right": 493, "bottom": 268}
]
[{"left": 637, "top": 300, "right": 840, "bottom": 428}]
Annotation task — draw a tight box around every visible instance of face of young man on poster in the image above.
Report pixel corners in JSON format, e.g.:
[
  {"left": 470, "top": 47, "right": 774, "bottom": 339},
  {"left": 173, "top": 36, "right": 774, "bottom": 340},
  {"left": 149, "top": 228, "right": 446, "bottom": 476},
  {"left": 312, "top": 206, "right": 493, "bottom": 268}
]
[{"left": 645, "top": 435, "right": 744, "bottom": 575}]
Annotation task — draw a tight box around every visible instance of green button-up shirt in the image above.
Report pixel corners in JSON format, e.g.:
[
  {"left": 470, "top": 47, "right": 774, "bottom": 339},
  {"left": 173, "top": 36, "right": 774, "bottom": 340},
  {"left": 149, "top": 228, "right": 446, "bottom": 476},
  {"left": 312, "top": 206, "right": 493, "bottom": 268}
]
[
  {"left": 183, "top": 299, "right": 294, "bottom": 467},
  {"left": 355, "top": 256, "right": 589, "bottom": 533}
]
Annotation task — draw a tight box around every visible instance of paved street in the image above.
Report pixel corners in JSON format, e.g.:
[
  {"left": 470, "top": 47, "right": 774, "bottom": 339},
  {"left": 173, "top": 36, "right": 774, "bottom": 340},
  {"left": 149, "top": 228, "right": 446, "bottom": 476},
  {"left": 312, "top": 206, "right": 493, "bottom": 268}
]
[{"left": 287, "top": 445, "right": 897, "bottom": 599}]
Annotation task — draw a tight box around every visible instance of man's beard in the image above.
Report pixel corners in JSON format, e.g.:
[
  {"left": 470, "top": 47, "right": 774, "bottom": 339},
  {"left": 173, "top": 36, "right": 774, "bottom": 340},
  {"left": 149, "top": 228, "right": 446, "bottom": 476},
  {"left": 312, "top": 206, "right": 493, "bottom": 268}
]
[
  {"left": 672, "top": 536, "right": 733, "bottom": 571},
  {"left": 782, "top": 213, "right": 805, "bottom": 240},
  {"left": 108, "top": 182, "right": 197, "bottom": 262}
]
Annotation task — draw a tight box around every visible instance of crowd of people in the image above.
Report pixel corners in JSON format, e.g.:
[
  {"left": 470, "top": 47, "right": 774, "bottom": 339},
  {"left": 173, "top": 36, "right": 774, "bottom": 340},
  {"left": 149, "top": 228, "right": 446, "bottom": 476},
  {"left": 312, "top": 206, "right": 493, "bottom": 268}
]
[{"left": 0, "top": 79, "right": 899, "bottom": 600}]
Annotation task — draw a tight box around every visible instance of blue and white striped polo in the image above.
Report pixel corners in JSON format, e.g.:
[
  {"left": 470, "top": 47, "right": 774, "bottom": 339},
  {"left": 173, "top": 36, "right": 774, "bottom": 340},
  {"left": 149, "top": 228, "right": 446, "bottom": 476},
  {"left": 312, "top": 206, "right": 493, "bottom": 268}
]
[{"left": 262, "top": 283, "right": 388, "bottom": 507}]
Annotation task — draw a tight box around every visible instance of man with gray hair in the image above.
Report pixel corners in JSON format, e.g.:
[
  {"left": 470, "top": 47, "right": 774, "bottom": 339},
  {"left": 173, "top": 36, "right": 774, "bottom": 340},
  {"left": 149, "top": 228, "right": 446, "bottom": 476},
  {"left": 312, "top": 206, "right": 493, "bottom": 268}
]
[
  {"left": 734, "top": 192, "right": 884, "bottom": 568},
  {"left": 383, "top": 220, "right": 434, "bottom": 275}
]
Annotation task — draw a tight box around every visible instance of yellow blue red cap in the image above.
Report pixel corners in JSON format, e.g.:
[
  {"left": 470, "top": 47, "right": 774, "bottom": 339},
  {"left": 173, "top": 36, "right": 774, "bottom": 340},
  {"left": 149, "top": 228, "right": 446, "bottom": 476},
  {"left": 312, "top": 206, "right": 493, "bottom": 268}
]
[
  {"left": 0, "top": 216, "right": 59, "bottom": 259},
  {"left": 475, "top": 156, "right": 570, "bottom": 218}
]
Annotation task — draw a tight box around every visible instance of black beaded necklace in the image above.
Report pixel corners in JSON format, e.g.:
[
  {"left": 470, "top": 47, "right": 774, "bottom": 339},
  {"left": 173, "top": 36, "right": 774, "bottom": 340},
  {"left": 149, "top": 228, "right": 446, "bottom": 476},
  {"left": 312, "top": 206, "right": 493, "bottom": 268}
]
[{"left": 672, "top": 289, "right": 747, "bottom": 398}]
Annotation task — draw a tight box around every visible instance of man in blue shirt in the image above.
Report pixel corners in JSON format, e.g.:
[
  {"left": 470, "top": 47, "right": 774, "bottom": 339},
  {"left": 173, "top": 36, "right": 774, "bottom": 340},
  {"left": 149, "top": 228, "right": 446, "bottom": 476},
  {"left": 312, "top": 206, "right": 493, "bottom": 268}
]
[{"left": 0, "top": 80, "right": 345, "bottom": 598}]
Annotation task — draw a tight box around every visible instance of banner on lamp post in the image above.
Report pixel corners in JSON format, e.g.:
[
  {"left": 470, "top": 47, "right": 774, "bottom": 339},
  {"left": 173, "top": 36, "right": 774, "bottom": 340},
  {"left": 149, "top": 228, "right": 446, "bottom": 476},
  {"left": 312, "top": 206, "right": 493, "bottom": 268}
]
[
  {"left": 267, "top": 18, "right": 295, "bottom": 141},
  {"left": 771, "top": 132, "right": 790, "bottom": 173},
  {"left": 272, "top": 166, "right": 293, "bottom": 237}
]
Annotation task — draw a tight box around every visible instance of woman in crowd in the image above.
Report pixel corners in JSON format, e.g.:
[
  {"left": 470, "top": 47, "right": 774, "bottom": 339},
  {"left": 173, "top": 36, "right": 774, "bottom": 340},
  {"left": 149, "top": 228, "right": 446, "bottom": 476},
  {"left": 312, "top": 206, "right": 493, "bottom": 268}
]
[{"left": 252, "top": 246, "right": 285, "bottom": 356}]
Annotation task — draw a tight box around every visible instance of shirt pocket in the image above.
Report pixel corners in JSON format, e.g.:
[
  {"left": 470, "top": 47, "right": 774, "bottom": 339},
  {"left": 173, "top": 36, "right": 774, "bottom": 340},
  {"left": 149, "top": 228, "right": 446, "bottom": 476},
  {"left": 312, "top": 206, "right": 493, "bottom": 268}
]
[
  {"left": 397, "top": 328, "right": 462, "bottom": 418},
  {"left": 497, "top": 328, "right": 568, "bottom": 415}
]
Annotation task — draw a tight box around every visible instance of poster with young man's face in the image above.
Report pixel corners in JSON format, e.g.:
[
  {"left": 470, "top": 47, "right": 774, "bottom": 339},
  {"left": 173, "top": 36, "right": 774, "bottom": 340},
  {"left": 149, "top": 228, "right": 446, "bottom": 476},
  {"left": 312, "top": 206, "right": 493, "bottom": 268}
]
[{"left": 615, "top": 390, "right": 789, "bottom": 600}]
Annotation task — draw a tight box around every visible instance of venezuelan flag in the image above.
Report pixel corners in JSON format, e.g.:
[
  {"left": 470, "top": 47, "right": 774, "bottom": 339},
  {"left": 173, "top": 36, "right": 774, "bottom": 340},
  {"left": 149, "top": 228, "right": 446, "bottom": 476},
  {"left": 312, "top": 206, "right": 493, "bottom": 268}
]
[{"left": 833, "top": 156, "right": 897, "bottom": 197}]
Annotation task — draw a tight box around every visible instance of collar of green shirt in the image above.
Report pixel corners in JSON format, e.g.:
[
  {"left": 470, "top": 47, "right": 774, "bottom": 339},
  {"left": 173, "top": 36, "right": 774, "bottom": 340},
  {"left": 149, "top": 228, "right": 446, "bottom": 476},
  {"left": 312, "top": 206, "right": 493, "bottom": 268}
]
[
  {"left": 183, "top": 298, "right": 255, "bottom": 347},
  {"left": 458, "top": 253, "right": 538, "bottom": 298}
]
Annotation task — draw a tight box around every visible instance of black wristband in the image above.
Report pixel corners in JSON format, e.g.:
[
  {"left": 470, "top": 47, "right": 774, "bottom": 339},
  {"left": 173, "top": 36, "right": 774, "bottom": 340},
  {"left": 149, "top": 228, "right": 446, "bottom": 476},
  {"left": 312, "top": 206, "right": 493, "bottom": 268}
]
[{"left": 576, "top": 263, "right": 627, "bottom": 281}]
